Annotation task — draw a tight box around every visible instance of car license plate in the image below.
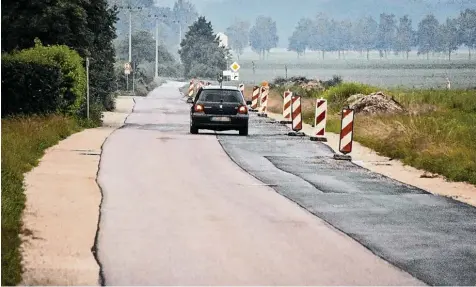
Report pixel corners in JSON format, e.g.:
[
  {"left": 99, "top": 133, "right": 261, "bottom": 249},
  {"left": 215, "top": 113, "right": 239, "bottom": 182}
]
[{"left": 211, "top": 116, "right": 230, "bottom": 122}]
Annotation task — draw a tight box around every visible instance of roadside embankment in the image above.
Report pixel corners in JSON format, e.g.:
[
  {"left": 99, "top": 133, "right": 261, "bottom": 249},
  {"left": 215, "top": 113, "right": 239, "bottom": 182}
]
[
  {"left": 18, "top": 96, "right": 135, "bottom": 285},
  {"left": 244, "top": 81, "right": 476, "bottom": 207}
]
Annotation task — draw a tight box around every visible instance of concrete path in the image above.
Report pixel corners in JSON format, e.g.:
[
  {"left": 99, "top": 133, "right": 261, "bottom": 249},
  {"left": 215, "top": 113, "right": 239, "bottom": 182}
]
[
  {"left": 96, "top": 82, "right": 422, "bottom": 285},
  {"left": 20, "top": 96, "right": 134, "bottom": 285}
]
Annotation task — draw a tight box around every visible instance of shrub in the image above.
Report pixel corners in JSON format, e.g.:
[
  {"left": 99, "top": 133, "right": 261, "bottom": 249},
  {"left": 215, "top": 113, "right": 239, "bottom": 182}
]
[
  {"left": 1, "top": 58, "right": 64, "bottom": 117},
  {"left": 6, "top": 39, "right": 86, "bottom": 114},
  {"left": 322, "top": 82, "right": 378, "bottom": 109}
]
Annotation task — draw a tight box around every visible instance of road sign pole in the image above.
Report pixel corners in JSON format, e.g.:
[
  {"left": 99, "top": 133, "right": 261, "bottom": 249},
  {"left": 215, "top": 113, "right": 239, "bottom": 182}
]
[
  {"left": 126, "top": 74, "right": 129, "bottom": 91},
  {"left": 132, "top": 62, "right": 135, "bottom": 93}
]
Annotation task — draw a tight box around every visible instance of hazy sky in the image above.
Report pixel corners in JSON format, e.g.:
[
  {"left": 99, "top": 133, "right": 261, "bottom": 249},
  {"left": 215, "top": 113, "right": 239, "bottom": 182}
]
[{"left": 154, "top": 0, "right": 476, "bottom": 47}]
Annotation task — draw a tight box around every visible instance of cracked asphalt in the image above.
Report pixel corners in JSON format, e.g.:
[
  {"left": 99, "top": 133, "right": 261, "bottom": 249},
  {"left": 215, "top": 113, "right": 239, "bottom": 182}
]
[{"left": 96, "top": 81, "right": 475, "bottom": 285}]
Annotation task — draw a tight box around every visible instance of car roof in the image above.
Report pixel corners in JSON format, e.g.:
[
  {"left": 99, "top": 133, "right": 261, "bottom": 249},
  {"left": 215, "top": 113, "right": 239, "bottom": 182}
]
[{"left": 201, "top": 85, "right": 240, "bottom": 90}]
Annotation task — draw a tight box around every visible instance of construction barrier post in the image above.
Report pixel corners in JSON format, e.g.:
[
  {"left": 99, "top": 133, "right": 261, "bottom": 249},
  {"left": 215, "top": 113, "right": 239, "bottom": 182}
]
[
  {"left": 288, "top": 95, "right": 306, "bottom": 136},
  {"left": 310, "top": 98, "right": 328, "bottom": 142},
  {"left": 250, "top": 86, "right": 259, "bottom": 112},
  {"left": 333, "top": 107, "right": 355, "bottom": 161},
  {"left": 257, "top": 86, "right": 268, "bottom": 118},
  {"left": 279, "top": 90, "right": 293, "bottom": 124},
  {"left": 188, "top": 80, "right": 195, "bottom": 97},
  {"left": 239, "top": 83, "right": 245, "bottom": 95}
]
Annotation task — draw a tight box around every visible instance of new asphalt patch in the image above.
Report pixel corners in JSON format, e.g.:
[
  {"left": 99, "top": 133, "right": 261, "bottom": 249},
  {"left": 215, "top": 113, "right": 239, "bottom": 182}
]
[{"left": 217, "top": 114, "right": 476, "bottom": 286}]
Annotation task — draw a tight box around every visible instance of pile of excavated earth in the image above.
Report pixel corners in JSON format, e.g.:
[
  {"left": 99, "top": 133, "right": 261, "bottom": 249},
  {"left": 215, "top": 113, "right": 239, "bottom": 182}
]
[
  {"left": 347, "top": 92, "right": 405, "bottom": 114},
  {"left": 273, "top": 76, "right": 325, "bottom": 91}
]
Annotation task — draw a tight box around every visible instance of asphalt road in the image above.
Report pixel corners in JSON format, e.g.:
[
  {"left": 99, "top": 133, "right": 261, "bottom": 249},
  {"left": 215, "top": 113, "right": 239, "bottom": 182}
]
[{"left": 96, "top": 81, "right": 424, "bottom": 285}]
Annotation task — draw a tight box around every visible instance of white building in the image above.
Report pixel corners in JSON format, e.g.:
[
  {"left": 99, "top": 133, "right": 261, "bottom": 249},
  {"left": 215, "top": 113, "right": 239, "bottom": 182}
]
[{"left": 216, "top": 32, "right": 228, "bottom": 48}]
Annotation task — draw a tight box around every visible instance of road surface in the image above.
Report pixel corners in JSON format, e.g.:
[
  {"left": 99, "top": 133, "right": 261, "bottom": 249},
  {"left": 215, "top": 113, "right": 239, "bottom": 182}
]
[{"left": 96, "top": 82, "right": 423, "bottom": 285}]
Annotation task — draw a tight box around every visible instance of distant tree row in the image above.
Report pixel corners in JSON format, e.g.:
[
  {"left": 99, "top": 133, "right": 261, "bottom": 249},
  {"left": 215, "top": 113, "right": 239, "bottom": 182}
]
[
  {"left": 287, "top": 9, "right": 476, "bottom": 60},
  {"left": 226, "top": 16, "right": 279, "bottom": 60}
]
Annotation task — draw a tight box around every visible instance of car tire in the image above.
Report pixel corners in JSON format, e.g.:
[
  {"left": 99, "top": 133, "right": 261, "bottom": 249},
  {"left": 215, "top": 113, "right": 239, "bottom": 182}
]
[
  {"left": 239, "top": 126, "right": 248, "bottom": 136},
  {"left": 190, "top": 125, "right": 198, "bottom": 134}
]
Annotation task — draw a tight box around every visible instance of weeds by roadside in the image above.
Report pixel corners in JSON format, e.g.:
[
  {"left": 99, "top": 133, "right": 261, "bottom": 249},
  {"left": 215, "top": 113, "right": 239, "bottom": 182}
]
[{"left": 1, "top": 115, "right": 91, "bottom": 285}]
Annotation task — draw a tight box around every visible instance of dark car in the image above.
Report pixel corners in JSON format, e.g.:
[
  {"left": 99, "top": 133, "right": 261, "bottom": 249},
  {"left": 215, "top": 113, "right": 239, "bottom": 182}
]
[{"left": 189, "top": 85, "right": 249, "bottom": 135}]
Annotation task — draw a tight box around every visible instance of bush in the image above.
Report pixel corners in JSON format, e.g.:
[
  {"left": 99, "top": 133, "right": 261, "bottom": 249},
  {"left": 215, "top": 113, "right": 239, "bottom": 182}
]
[
  {"left": 1, "top": 58, "right": 64, "bottom": 116},
  {"left": 5, "top": 39, "right": 86, "bottom": 114},
  {"left": 322, "top": 82, "right": 377, "bottom": 109},
  {"left": 322, "top": 75, "right": 343, "bottom": 88}
]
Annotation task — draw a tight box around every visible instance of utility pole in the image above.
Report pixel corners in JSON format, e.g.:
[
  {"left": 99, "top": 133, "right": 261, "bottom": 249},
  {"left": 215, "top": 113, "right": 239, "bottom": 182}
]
[
  {"left": 128, "top": 10, "right": 132, "bottom": 63},
  {"left": 86, "top": 57, "right": 90, "bottom": 119},
  {"left": 155, "top": 17, "right": 159, "bottom": 79},
  {"left": 116, "top": 5, "right": 144, "bottom": 64}
]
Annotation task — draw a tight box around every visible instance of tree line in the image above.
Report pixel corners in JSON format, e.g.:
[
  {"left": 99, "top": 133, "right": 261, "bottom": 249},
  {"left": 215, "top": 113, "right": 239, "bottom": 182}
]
[
  {"left": 288, "top": 10, "right": 476, "bottom": 60},
  {"left": 225, "top": 9, "right": 476, "bottom": 61}
]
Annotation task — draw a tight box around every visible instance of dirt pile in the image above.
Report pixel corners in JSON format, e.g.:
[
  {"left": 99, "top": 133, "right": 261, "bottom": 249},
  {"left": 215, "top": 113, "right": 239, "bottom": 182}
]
[
  {"left": 273, "top": 76, "right": 324, "bottom": 91},
  {"left": 347, "top": 92, "right": 405, "bottom": 114}
]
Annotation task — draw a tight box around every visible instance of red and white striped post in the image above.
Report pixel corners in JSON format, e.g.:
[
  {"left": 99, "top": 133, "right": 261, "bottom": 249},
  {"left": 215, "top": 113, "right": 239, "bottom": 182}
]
[
  {"left": 288, "top": 95, "right": 306, "bottom": 136},
  {"left": 280, "top": 90, "right": 293, "bottom": 124},
  {"left": 258, "top": 86, "right": 268, "bottom": 117},
  {"left": 239, "top": 83, "right": 245, "bottom": 95},
  {"left": 310, "top": 98, "right": 328, "bottom": 142},
  {"left": 334, "top": 108, "right": 355, "bottom": 161},
  {"left": 188, "top": 80, "right": 195, "bottom": 97},
  {"left": 250, "top": 86, "right": 259, "bottom": 111}
]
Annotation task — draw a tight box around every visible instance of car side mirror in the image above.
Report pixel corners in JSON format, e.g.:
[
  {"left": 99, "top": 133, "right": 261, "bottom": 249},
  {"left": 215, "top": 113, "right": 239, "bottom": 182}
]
[
  {"left": 246, "top": 100, "right": 252, "bottom": 105},
  {"left": 186, "top": 97, "right": 194, "bottom": 104}
]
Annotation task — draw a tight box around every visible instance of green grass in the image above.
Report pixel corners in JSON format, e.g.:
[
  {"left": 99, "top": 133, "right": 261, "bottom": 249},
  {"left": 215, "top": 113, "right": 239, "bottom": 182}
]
[{"left": 1, "top": 115, "right": 87, "bottom": 286}]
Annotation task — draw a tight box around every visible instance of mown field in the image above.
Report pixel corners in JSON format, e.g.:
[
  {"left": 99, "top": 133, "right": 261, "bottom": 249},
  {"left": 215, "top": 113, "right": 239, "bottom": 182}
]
[{"left": 234, "top": 49, "right": 476, "bottom": 89}]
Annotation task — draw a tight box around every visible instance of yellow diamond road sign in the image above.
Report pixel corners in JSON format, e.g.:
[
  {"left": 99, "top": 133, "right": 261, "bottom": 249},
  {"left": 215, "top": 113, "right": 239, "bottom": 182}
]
[{"left": 230, "top": 62, "right": 240, "bottom": 72}]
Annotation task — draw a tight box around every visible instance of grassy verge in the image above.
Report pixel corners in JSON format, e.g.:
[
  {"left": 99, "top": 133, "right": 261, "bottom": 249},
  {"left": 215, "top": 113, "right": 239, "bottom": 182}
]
[
  {"left": 265, "top": 83, "right": 476, "bottom": 185},
  {"left": 1, "top": 115, "right": 90, "bottom": 286}
]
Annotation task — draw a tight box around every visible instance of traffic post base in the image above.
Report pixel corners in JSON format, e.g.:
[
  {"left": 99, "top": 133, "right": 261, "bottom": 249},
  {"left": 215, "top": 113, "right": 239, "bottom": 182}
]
[
  {"left": 288, "top": 131, "right": 306, "bottom": 137},
  {"left": 333, "top": 153, "right": 352, "bottom": 161},
  {"left": 310, "top": 136, "right": 328, "bottom": 142}
]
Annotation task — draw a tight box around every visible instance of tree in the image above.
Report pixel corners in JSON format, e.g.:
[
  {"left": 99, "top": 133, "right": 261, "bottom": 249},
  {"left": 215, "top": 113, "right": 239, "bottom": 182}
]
[
  {"left": 83, "top": 0, "right": 119, "bottom": 111},
  {"left": 173, "top": 0, "right": 199, "bottom": 43},
  {"left": 1, "top": 0, "right": 119, "bottom": 112},
  {"left": 117, "top": 30, "right": 176, "bottom": 63},
  {"left": 417, "top": 14, "right": 440, "bottom": 60},
  {"left": 458, "top": 9, "right": 476, "bottom": 60},
  {"left": 309, "top": 13, "right": 331, "bottom": 59},
  {"left": 1, "top": 0, "right": 91, "bottom": 54},
  {"left": 288, "top": 18, "right": 313, "bottom": 57},
  {"left": 377, "top": 13, "right": 397, "bottom": 58},
  {"left": 438, "top": 18, "right": 459, "bottom": 60},
  {"left": 249, "top": 16, "right": 279, "bottom": 59},
  {"left": 226, "top": 19, "right": 250, "bottom": 59},
  {"left": 360, "top": 16, "right": 379, "bottom": 60},
  {"left": 395, "top": 15, "right": 414, "bottom": 59},
  {"left": 335, "top": 20, "right": 352, "bottom": 58},
  {"left": 178, "top": 16, "right": 229, "bottom": 78}
]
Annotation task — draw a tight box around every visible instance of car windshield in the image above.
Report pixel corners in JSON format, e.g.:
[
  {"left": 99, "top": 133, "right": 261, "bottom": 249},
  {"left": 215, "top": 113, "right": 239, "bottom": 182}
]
[{"left": 198, "top": 89, "right": 243, "bottom": 103}]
